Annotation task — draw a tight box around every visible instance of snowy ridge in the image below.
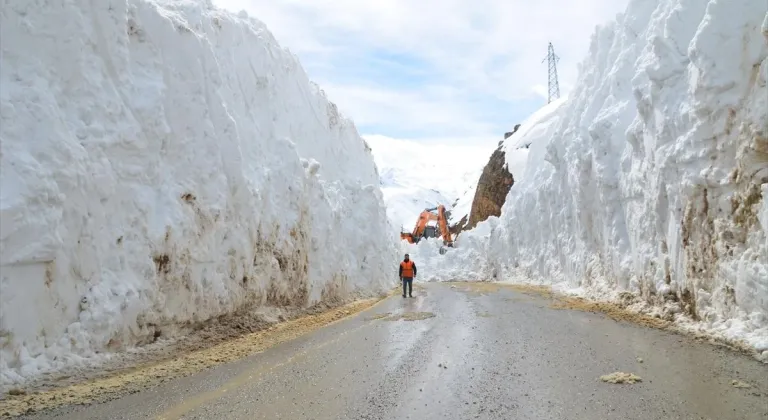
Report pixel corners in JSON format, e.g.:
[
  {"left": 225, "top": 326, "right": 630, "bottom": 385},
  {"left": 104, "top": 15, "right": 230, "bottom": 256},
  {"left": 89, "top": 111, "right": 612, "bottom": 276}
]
[
  {"left": 365, "top": 135, "right": 489, "bottom": 230},
  {"left": 412, "top": 0, "right": 768, "bottom": 357},
  {"left": 500, "top": 97, "right": 570, "bottom": 199},
  {"left": 503, "top": 97, "right": 569, "bottom": 151},
  {"left": 0, "top": 0, "right": 398, "bottom": 386}
]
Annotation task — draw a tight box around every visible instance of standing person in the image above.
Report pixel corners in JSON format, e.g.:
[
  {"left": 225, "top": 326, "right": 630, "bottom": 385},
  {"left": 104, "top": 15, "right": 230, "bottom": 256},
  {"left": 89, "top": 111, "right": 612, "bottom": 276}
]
[{"left": 399, "top": 253, "right": 417, "bottom": 298}]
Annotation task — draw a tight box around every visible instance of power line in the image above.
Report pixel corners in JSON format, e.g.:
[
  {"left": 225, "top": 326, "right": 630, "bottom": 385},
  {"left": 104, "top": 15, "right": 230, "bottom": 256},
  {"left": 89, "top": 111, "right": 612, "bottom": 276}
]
[{"left": 542, "top": 42, "right": 561, "bottom": 104}]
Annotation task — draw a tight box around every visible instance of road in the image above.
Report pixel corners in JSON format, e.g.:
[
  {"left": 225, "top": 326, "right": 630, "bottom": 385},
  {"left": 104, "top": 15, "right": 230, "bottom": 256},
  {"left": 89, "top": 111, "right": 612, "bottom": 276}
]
[{"left": 20, "top": 283, "right": 768, "bottom": 420}]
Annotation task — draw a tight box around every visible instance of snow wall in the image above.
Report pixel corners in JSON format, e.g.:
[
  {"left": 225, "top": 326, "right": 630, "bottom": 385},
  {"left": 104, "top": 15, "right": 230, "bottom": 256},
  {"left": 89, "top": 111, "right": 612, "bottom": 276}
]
[
  {"left": 411, "top": 0, "right": 768, "bottom": 356},
  {"left": 0, "top": 0, "right": 399, "bottom": 386}
]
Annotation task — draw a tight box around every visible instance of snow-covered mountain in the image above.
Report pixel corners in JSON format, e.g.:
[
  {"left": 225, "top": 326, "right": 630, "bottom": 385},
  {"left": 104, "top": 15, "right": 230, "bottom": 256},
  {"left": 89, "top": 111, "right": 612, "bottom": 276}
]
[
  {"left": 0, "top": 0, "right": 398, "bottom": 387},
  {"left": 412, "top": 0, "right": 768, "bottom": 358},
  {"left": 364, "top": 135, "right": 494, "bottom": 232}
]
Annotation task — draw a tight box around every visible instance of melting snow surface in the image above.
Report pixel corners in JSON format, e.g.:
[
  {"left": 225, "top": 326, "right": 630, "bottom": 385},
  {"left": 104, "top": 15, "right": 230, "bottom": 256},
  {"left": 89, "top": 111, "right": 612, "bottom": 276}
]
[
  {"left": 411, "top": 0, "right": 768, "bottom": 358},
  {"left": 0, "top": 0, "right": 398, "bottom": 386}
]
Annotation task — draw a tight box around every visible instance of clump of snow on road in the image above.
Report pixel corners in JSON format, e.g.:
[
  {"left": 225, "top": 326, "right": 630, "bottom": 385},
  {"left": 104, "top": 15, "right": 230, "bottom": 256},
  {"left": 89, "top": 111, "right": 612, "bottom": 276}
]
[
  {"left": 0, "top": 0, "right": 398, "bottom": 387},
  {"left": 412, "top": 0, "right": 768, "bottom": 357},
  {"left": 600, "top": 372, "right": 642, "bottom": 385},
  {"left": 365, "top": 135, "right": 493, "bottom": 230}
]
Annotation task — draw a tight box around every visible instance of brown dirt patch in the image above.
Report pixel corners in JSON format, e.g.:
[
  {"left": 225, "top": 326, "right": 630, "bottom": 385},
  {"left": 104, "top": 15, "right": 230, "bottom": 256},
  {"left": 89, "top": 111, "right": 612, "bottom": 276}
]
[
  {"left": 549, "top": 298, "right": 672, "bottom": 330},
  {"left": 451, "top": 280, "right": 668, "bottom": 330},
  {"left": 449, "top": 281, "right": 761, "bottom": 361},
  {"left": 449, "top": 282, "right": 663, "bottom": 330},
  {"left": 503, "top": 284, "right": 557, "bottom": 298},
  {"left": 453, "top": 282, "right": 666, "bottom": 330},
  {"left": 496, "top": 283, "right": 758, "bottom": 359},
  {"left": 549, "top": 294, "right": 760, "bottom": 360},
  {"left": 0, "top": 294, "right": 391, "bottom": 418}
]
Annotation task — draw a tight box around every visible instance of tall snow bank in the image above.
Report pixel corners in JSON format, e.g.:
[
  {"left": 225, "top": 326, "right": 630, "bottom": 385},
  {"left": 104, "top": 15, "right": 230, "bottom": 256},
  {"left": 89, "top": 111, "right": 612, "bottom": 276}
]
[
  {"left": 416, "top": 0, "right": 768, "bottom": 357},
  {"left": 0, "top": 0, "right": 398, "bottom": 386}
]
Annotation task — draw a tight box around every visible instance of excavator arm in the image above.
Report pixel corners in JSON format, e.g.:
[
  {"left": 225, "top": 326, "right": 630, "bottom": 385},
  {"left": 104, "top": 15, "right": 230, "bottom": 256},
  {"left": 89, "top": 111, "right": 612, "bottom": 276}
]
[{"left": 436, "top": 205, "right": 454, "bottom": 247}]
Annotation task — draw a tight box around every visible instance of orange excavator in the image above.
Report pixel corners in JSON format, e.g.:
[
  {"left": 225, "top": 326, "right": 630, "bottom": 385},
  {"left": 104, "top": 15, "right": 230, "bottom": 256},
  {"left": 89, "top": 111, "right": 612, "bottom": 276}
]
[{"left": 400, "top": 205, "right": 454, "bottom": 251}]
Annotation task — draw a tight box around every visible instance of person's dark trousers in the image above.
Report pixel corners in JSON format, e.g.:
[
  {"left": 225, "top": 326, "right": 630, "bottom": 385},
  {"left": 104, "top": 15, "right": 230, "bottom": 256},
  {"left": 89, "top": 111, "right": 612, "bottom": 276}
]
[{"left": 402, "top": 277, "right": 413, "bottom": 297}]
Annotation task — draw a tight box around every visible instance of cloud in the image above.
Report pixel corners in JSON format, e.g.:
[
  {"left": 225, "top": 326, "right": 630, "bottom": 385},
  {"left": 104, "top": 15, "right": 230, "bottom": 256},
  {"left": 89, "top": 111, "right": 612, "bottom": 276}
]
[
  {"left": 364, "top": 133, "right": 500, "bottom": 151},
  {"left": 214, "top": 0, "right": 629, "bottom": 139}
]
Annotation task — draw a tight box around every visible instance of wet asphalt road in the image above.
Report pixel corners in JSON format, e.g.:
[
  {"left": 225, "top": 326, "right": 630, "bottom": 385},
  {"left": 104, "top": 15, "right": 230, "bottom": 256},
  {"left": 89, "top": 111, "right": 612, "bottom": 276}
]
[{"left": 22, "top": 283, "right": 768, "bottom": 420}]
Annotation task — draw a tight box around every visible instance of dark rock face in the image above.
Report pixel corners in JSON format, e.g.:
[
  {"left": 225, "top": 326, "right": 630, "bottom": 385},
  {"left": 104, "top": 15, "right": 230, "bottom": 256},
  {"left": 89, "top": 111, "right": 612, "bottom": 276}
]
[
  {"left": 449, "top": 213, "right": 469, "bottom": 236},
  {"left": 466, "top": 145, "right": 514, "bottom": 230},
  {"left": 451, "top": 124, "right": 521, "bottom": 235},
  {"left": 504, "top": 124, "right": 521, "bottom": 139}
]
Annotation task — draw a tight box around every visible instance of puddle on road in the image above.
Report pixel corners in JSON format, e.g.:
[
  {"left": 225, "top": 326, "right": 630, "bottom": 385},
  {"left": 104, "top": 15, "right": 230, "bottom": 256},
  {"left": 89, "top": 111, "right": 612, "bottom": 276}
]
[
  {"left": 366, "top": 312, "right": 393, "bottom": 321},
  {"left": 380, "top": 312, "right": 436, "bottom": 322}
]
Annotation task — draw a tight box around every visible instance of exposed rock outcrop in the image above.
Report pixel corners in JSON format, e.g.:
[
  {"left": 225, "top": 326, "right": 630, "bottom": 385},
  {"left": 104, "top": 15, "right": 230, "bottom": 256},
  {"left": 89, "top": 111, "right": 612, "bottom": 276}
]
[
  {"left": 461, "top": 123, "right": 522, "bottom": 232},
  {"left": 452, "top": 124, "right": 522, "bottom": 236},
  {"left": 465, "top": 144, "right": 515, "bottom": 230},
  {"left": 504, "top": 124, "right": 521, "bottom": 139},
  {"left": 448, "top": 209, "right": 469, "bottom": 235}
]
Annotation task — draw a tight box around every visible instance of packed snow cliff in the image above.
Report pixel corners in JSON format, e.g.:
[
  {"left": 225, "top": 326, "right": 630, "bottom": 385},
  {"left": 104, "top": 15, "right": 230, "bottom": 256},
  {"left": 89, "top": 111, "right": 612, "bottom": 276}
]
[
  {"left": 0, "top": 0, "right": 398, "bottom": 386},
  {"left": 411, "top": 0, "right": 768, "bottom": 358}
]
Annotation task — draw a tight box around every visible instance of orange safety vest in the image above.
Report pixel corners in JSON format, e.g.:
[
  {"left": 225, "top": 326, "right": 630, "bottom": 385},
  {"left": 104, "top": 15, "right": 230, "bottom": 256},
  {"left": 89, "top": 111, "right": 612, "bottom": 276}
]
[{"left": 400, "top": 260, "right": 415, "bottom": 278}]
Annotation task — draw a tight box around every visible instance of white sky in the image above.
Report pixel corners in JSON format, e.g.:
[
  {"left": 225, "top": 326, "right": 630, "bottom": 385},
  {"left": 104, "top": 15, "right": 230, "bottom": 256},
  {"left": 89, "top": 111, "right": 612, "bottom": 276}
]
[{"left": 214, "top": 0, "right": 630, "bottom": 144}]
